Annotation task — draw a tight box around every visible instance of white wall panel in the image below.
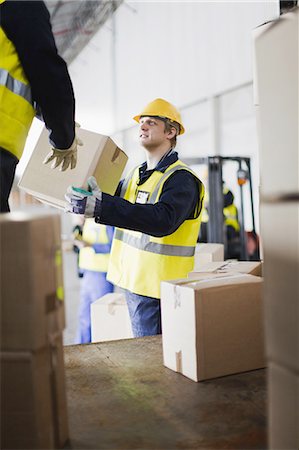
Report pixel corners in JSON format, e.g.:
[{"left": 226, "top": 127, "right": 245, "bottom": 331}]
[
  {"left": 68, "top": 1, "right": 278, "bottom": 232},
  {"left": 70, "top": 1, "right": 277, "bottom": 134}
]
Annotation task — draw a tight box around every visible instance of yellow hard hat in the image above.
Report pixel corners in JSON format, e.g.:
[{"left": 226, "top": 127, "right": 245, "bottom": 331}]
[{"left": 133, "top": 98, "right": 185, "bottom": 135}]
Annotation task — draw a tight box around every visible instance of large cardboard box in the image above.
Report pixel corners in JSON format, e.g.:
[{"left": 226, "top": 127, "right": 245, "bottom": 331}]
[
  {"left": 268, "top": 362, "right": 299, "bottom": 449},
  {"left": 193, "top": 243, "right": 224, "bottom": 270},
  {"left": 91, "top": 293, "right": 133, "bottom": 342},
  {"left": 189, "top": 260, "right": 263, "bottom": 278},
  {"left": 1, "top": 334, "right": 68, "bottom": 449},
  {"left": 0, "top": 211, "right": 65, "bottom": 351},
  {"left": 161, "top": 274, "right": 265, "bottom": 382},
  {"left": 260, "top": 202, "right": 299, "bottom": 373},
  {"left": 253, "top": 9, "right": 299, "bottom": 197},
  {"left": 18, "top": 127, "right": 128, "bottom": 209}
]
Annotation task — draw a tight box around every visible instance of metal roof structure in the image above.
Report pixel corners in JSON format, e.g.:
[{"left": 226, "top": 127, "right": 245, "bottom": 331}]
[{"left": 45, "top": 0, "right": 122, "bottom": 64}]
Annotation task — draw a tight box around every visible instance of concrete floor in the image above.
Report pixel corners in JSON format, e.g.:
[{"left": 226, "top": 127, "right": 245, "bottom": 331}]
[{"left": 64, "top": 336, "right": 267, "bottom": 449}]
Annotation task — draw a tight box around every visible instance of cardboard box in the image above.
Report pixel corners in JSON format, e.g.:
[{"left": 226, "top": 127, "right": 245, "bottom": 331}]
[
  {"left": 268, "top": 362, "right": 299, "bottom": 449},
  {"left": 253, "top": 9, "right": 299, "bottom": 197},
  {"left": 189, "top": 260, "right": 263, "bottom": 278},
  {"left": 0, "top": 211, "right": 65, "bottom": 351},
  {"left": 0, "top": 334, "right": 68, "bottom": 449},
  {"left": 18, "top": 127, "right": 128, "bottom": 209},
  {"left": 91, "top": 293, "right": 133, "bottom": 342},
  {"left": 260, "top": 202, "right": 299, "bottom": 372},
  {"left": 161, "top": 274, "right": 265, "bottom": 382},
  {"left": 193, "top": 243, "right": 224, "bottom": 270},
  {"left": 50, "top": 334, "right": 69, "bottom": 448}
]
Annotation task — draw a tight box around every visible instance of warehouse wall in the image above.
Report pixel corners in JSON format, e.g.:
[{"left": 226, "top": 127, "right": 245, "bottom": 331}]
[
  {"left": 69, "top": 1, "right": 278, "bottom": 231},
  {"left": 70, "top": 1, "right": 278, "bottom": 134},
  {"left": 15, "top": 2, "right": 278, "bottom": 229}
]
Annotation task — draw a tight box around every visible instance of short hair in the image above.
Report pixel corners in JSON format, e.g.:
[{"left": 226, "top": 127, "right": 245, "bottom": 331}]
[{"left": 163, "top": 119, "right": 180, "bottom": 148}]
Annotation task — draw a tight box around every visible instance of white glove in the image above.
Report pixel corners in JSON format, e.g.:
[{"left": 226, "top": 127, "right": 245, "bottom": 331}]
[
  {"left": 65, "top": 176, "right": 102, "bottom": 218},
  {"left": 43, "top": 123, "right": 83, "bottom": 171}
]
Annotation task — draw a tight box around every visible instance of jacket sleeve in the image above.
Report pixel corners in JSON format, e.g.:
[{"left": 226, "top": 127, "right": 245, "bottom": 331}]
[
  {"left": 96, "top": 171, "right": 202, "bottom": 237},
  {"left": 1, "top": 0, "right": 75, "bottom": 149}
]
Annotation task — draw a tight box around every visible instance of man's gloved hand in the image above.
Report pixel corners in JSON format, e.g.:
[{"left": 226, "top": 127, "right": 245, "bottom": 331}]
[
  {"left": 65, "top": 176, "right": 102, "bottom": 218},
  {"left": 43, "top": 123, "right": 83, "bottom": 171}
]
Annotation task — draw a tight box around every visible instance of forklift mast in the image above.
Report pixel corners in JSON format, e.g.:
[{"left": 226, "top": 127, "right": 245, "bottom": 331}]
[{"left": 183, "top": 156, "right": 260, "bottom": 261}]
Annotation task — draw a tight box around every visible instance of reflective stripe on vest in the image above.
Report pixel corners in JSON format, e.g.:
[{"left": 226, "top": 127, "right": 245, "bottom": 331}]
[
  {"left": 149, "top": 164, "right": 190, "bottom": 203},
  {"left": 114, "top": 229, "right": 195, "bottom": 257},
  {"left": 107, "top": 160, "right": 204, "bottom": 298},
  {"left": 0, "top": 22, "right": 35, "bottom": 159},
  {"left": 0, "top": 69, "right": 33, "bottom": 104},
  {"left": 79, "top": 220, "right": 111, "bottom": 272}
]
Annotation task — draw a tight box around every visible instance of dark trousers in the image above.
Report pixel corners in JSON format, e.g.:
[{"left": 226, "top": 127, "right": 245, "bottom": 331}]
[
  {"left": 0, "top": 148, "right": 18, "bottom": 212},
  {"left": 125, "top": 291, "right": 162, "bottom": 338}
]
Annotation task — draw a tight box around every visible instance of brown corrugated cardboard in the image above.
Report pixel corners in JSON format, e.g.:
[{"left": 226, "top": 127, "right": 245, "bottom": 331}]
[
  {"left": 189, "top": 260, "right": 263, "bottom": 278},
  {"left": 193, "top": 243, "right": 224, "bottom": 270},
  {"left": 161, "top": 274, "right": 265, "bottom": 382},
  {"left": 260, "top": 202, "right": 299, "bottom": 373},
  {"left": 18, "top": 127, "right": 128, "bottom": 209},
  {"left": 91, "top": 293, "right": 133, "bottom": 342},
  {"left": 49, "top": 334, "right": 69, "bottom": 448},
  {"left": 268, "top": 362, "right": 299, "bottom": 449},
  {"left": 0, "top": 334, "right": 68, "bottom": 449},
  {"left": 0, "top": 211, "right": 65, "bottom": 351}
]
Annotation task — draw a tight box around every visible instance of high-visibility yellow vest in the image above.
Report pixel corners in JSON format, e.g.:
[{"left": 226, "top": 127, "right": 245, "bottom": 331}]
[
  {"left": 223, "top": 204, "right": 240, "bottom": 232},
  {"left": 107, "top": 160, "right": 205, "bottom": 298},
  {"left": 79, "top": 219, "right": 111, "bottom": 272},
  {"left": 0, "top": 0, "right": 35, "bottom": 159},
  {"left": 201, "top": 188, "right": 240, "bottom": 231}
]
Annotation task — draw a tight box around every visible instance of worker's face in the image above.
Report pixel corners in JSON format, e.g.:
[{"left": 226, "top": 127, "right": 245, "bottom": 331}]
[{"left": 139, "top": 116, "right": 174, "bottom": 150}]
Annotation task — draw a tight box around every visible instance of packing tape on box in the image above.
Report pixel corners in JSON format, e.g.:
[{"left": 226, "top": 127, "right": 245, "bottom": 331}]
[
  {"left": 181, "top": 273, "right": 245, "bottom": 286},
  {"left": 175, "top": 351, "right": 182, "bottom": 373},
  {"left": 174, "top": 286, "right": 181, "bottom": 309},
  {"left": 108, "top": 303, "right": 116, "bottom": 315}
]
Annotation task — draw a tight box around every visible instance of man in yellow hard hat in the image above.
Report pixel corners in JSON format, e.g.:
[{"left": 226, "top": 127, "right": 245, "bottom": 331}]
[
  {"left": 0, "top": 0, "right": 81, "bottom": 212},
  {"left": 65, "top": 98, "right": 205, "bottom": 337}
]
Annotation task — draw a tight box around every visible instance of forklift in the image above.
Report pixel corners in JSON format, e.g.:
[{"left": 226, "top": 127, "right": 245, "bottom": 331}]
[{"left": 183, "top": 156, "right": 260, "bottom": 261}]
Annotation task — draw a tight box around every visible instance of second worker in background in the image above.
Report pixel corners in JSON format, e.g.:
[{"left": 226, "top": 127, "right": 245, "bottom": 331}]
[
  {"left": 74, "top": 220, "right": 114, "bottom": 344},
  {"left": 66, "top": 98, "right": 205, "bottom": 338}
]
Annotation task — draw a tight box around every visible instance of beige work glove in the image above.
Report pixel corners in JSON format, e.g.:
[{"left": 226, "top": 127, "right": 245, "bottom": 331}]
[{"left": 43, "top": 123, "right": 83, "bottom": 171}]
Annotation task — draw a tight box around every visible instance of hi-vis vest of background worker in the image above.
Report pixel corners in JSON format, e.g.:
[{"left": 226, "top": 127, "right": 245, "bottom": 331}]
[
  {"left": 79, "top": 219, "right": 111, "bottom": 273},
  {"left": 201, "top": 187, "right": 240, "bottom": 233},
  {"left": 107, "top": 160, "right": 205, "bottom": 299},
  {"left": 0, "top": 0, "right": 35, "bottom": 159}
]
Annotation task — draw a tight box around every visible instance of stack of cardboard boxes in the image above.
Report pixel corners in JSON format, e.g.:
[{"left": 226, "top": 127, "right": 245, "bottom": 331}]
[
  {"left": 1, "top": 128, "right": 129, "bottom": 448},
  {"left": 0, "top": 211, "right": 68, "bottom": 449},
  {"left": 253, "top": 8, "right": 299, "bottom": 448},
  {"left": 161, "top": 261, "right": 265, "bottom": 382}
]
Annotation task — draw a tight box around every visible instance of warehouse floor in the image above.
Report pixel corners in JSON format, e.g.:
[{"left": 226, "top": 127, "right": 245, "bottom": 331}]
[
  {"left": 64, "top": 336, "right": 267, "bottom": 449},
  {"left": 61, "top": 250, "right": 268, "bottom": 449}
]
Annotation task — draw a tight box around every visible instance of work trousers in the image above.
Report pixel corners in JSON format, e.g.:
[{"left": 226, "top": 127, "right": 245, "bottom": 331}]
[
  {"left": 0, "top": 148, "right": 18, "bottom": 213},
  {"left": 125, "top": 291, "right": 162, "bottom": 338},
  {"left": 77, "top": 270, "right": 114, "bottom": 344}
]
